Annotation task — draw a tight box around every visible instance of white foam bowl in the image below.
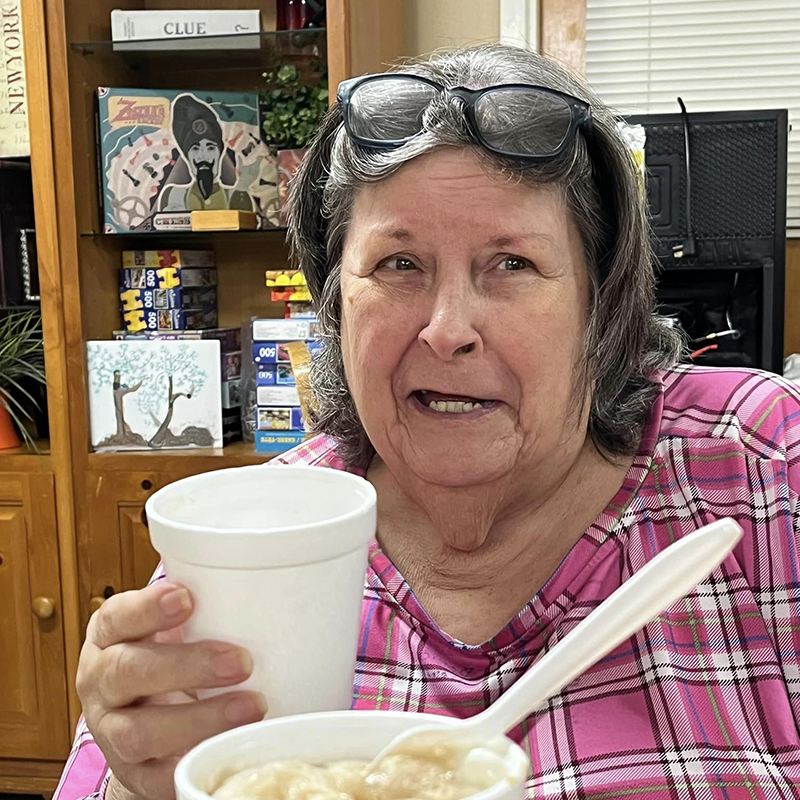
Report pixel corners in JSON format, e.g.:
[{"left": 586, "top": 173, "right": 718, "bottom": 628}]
[{"left": 175, "top": 711, "right": 529, "bottom": 800}]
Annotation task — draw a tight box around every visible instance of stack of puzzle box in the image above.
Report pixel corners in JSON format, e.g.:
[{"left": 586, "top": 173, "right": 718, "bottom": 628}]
[
  {"left": 251, "top": 316, "right": 321, "bottom": 454},
  {"left": 116, "top": 250, "right": 243, "bottom": 444},
  {"left": 119, "top": 250, "right": 218, "bottom": 333}
]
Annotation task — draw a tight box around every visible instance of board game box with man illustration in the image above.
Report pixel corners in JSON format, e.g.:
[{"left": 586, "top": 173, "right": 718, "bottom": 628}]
[{"left": 96, "top": 87, "right": 281, "bottom": 233}]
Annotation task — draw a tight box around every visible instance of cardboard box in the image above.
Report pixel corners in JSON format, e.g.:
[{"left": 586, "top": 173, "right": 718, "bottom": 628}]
[
  {"left": 251, "top": 318, "right": 316, "bottom": 341},
  {"left": 119, "top": 286, "right": 217, "bottom": 312},
  {"left": 221, "top": 350, "right": 242, "bottom": 380},
  {"left": 255, "top": 364, "right": 296, "bottom": 386},
  {"left": 122, "top": 250, "right": 215, "bottom": 268},
  {"left": 111, "top": 10, "right": 261, "bottom": 50},
  {"left": 112, "top": 327, "right": 239, "bottom": 349},
  {"left": 256, "top": 406, "right": 304, "bottom": 431},
  {"left": 97, "top": 87, "right": 280, "bottom": 234},
  {"left": 120, "top": 267, "right": 217, "bottom": 290},
  {"left": 270, "top": 288, "right": 311, "bottom": 302},
  {"left": 122, "top": 307, "right": 218, "bottom": 333},
  {"left": 221, "top": 378, "right": 241, "bottom": 409},
  {"left": 87, "top": 340, "right": 222, "bottom": 450},
  {"left": 222, "top": 407, "right": 242, "bottom": 444},
  {"left": 256, "top": 385, "right": 301, "bottom": 407},
  {"left": 254, "top": 430, "right": 305, "bottom": 454},
  {"left": 251, "top": 339, "right": 322, "bottom": 364}
]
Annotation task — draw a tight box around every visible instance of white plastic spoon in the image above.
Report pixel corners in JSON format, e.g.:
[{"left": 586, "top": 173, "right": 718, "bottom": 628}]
[{"left": 367, "top": 517, "right": 743, "bottom": 770}]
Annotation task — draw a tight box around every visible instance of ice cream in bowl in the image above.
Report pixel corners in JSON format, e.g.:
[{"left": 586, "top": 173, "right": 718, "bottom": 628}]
[{"left": 174, "top": 711, "right": 530, "bottom": 800}]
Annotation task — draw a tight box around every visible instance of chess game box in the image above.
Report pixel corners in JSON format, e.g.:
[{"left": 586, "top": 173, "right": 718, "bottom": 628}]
[{"left": 96, "top": 87, "right": 281, "bottom": 233}]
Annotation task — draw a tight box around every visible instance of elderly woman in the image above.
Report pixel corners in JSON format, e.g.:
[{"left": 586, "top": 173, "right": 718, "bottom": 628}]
[{"left": 61, "top": 45, "right": 800, "bottom": 800}]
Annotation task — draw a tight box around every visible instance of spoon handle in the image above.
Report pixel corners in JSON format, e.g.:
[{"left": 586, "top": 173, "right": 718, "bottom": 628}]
[{"left": 467, "top": 518, "right": 742, "bottom": 740}]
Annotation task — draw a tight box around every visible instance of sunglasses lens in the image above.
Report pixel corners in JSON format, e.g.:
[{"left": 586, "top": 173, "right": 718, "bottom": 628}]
[
  {"left": 474, "top": 88, "right": 574, "bottom": 155},
  {"left": 347, "top": 77, "right": 439, "bottom": 142}
]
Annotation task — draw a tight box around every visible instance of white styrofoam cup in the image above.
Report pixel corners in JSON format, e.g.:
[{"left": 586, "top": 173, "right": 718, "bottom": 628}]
[
  {"left": 145, "top": 464, "right": 377, "bottom": 718},
  {"left": 175, "top": 711, "right": 529, "bottom": 800}
]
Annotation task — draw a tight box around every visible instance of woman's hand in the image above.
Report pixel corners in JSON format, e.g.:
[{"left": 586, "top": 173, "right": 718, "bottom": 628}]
[{"left": 77, "top": 581, "right": 267, "bottom": 800}]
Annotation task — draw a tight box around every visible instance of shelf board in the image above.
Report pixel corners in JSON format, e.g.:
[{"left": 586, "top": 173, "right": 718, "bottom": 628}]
[
  {"left": 0, "top": 440, "right": 52, "bottom": 472},
  {"left": 80, "top": 228, "right": 288, "bottom": 239},
  {"left": 70, "top": 28, "right": 326, "bottom": 69},
  {"left": 87, "top": 439, "right": 274, "bottom": 471}
]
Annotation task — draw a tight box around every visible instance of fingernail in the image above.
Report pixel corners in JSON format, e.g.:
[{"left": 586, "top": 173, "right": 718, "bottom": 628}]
[
  {"left": 211, "top": 647, "right": 253, "bottom": 679},
  {"left": 159, "top": 588, "right": 192, "bottom": 617},
  {"left": 225, "top": 693, "right": 267, "bottom": 724}
]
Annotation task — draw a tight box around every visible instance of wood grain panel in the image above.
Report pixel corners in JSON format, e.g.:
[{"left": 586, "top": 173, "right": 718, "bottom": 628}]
[
  {"left": 0, "top": 757, "right": 62, "bottom": 794},
  {"left": 540, "top": 0, "right": 586, "bottom": 76},
  {"left": 21, "top": 0, "right": 82, "bottom": 725},
  {"left": 0, "top": 505, "right": 37, "bottom": 724},
  {"left": 0, "top": 475, "right": 23, "bottom": 502},
  {"left": 119, "top": 503, "right": 160, "bottom": 591},
  {"left": 0, "top": 474, "right": 69, "bottom": 759}
]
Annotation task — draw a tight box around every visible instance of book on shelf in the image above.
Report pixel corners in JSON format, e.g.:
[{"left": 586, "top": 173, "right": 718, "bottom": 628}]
[{"left": 110, "top": 9, "right": 262, "bottom": 51}]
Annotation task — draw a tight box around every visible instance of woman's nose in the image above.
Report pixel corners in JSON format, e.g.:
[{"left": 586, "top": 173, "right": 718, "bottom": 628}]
[{"left": 418, "top": 288, "right": 482, "bottom": 362}]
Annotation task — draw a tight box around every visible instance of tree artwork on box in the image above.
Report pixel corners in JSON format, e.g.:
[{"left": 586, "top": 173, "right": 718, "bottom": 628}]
[{"left": 86, "top": 341, "right": 222, "bottom": 451}]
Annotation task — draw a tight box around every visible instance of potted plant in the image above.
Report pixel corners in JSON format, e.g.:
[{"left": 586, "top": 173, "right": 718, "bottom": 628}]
[
  {"left": 261, "top": 61, "right": 328, "bottom": 223},
  {"left": 0, "top": 309, "right": 46, "bottom": 450}
]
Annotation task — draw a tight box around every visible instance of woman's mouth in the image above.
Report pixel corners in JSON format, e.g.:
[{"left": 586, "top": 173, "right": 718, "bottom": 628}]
[{"left": 411, "top": 390, "right": 494, "bottom": 415}]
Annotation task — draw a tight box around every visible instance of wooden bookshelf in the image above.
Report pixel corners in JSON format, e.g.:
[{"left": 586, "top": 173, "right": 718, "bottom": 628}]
[{"left": 9, "top": 0, "right": 405, "bottom": 789}]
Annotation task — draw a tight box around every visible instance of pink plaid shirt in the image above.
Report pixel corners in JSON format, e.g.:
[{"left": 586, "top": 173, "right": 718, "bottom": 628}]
[{"left": 56, "top": 366, "right": 800, "bottom": 799}]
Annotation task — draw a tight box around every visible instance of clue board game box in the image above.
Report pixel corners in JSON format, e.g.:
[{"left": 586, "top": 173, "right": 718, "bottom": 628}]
[
  {"left": 120, "top": 267, "right": 217, "bottom": 290},
  {"left": 255, "top": 430, "right": 305, "bottom": 454},
  {"left": 119, "top": 286, "right": 217, "bottom": 311},
  {"left": 256, "top": 406, "right": 304, "bottom": 431},
  {"left": 87, "top": 339, "right": 222, "bottom": 450},
  {"left": 97, "top": 87, "right": 281, "bottom": 233}
]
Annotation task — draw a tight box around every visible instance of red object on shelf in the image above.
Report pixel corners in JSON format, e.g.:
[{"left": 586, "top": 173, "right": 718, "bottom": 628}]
[
  {"left": 0, "top": 404, "right": 21, "bottom": 449},
  {"left": 277, "top": 0, "right": 310, "bottom": 30}
]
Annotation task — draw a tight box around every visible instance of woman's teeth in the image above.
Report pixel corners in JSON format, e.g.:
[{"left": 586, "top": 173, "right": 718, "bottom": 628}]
[{"left": 428, "top": 400, "right": 482, "bottom": 414}]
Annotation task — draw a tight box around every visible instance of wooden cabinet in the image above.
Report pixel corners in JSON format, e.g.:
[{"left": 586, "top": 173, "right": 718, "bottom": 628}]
[
  {"left": 0, "top": 472, "right": 69, "bottom": 762},
  {"left": 82, "top": 471, "right": 161, "bottom": 625},
  {"left": 7, "top": 0, "right": 406, "bottom": 792}
]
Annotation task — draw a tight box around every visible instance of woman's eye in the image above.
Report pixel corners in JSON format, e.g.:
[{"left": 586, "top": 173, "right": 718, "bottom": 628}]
[
  {"left": 497, "top": 255, "right": 533, "bottom": 271},
  {"left": 381, "top": 257, "right": 418, "bottom": 271}
]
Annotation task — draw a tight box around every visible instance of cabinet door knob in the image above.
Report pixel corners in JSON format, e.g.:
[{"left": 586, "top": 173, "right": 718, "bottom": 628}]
[
  {"left": 89, "top": 596, "right": 105, "bottom": 615},
  {"left": 32, "top": 596, "right": 56, "bottom": 619}
]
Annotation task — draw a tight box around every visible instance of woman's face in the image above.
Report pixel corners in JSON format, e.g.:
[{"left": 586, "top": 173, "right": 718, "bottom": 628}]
[{"left": 340, "top": 148, "right": 591, "bottom": 488}]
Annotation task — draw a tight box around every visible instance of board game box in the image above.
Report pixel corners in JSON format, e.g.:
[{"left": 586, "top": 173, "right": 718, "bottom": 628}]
[
  {"left": 97, "top": 87, "right": 281, "bottom": 233},
  {"left": 255, "top": 430, "right": 305, "bottom": 453}
]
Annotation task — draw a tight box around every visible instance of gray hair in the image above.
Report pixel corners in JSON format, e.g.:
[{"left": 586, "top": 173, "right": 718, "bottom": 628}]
[{"left": 288, "top": 44, "right": 682, "bottom": 467}]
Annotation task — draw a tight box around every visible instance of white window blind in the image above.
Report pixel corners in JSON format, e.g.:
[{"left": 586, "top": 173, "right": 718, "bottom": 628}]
[{"left": 585, "top": 0, "right": 799, "bottom": 236}]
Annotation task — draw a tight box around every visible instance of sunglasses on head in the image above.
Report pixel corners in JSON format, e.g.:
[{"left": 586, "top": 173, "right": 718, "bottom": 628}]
[{"left": 336, "top": 73, "right": 593, "bottom": 161}]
